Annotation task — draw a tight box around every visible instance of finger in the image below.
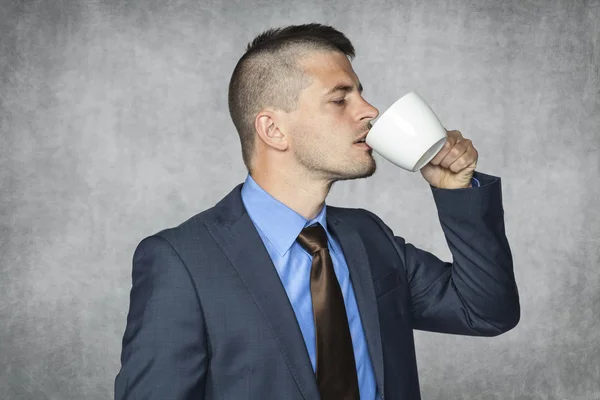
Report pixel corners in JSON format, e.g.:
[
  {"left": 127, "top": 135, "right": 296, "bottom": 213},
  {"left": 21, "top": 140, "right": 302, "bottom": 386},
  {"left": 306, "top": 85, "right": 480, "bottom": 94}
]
[
  {"left": 448, "top": 143, "right": 478, "bottom": 173},
  {"left": 440, "top": 138, "right": 472, "bottom": 169},
  {"left": 429, "top": 131, "right": 460, "bottom": 165},
  {"left": 447, "top": 129, "right": 464, "bottom": 141}
]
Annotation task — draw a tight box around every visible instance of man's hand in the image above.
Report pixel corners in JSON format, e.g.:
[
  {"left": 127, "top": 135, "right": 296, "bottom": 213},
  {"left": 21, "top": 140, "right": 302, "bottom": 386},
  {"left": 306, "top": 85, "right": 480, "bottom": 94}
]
[{"left": 420, "top": 129, "right": 478, "bottom": 189}]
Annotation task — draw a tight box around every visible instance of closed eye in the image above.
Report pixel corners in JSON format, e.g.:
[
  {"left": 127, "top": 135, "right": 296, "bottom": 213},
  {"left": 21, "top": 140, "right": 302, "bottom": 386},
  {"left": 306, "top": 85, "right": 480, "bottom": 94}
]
[{"left": 332, "top": 99, "right": 346, "bottom": 106}]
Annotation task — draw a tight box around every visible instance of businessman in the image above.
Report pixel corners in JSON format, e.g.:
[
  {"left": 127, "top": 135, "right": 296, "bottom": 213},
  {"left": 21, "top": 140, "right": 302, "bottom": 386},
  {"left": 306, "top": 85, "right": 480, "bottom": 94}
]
[{"left": 115, "top": 23, "right": 520, "bottom": 399}]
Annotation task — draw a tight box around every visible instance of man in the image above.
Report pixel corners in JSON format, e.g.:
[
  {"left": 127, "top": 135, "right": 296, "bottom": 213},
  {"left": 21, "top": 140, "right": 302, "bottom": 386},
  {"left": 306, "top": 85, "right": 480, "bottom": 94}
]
[{"left": 115, "top": 23, "right": 520, "bottom": 399}]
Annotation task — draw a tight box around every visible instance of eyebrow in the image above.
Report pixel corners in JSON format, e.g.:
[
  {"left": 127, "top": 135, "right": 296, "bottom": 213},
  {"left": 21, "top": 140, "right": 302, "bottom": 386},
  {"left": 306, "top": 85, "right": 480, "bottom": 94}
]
[{"left": 324, "top": 82, "right": 364, "bottom": 96}]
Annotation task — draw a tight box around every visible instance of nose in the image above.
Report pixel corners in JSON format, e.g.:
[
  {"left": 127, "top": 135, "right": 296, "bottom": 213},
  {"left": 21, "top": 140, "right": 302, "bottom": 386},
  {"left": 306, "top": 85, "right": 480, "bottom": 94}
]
[{"left": 360, "top": 98, "right": 379, "bottom": 124}]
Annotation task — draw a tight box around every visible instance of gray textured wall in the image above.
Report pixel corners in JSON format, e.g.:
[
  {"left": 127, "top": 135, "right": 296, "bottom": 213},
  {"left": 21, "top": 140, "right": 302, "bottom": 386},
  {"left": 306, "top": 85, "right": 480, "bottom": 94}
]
[{"left": 1, "top": 0, "right": 599, "bottom": 399}]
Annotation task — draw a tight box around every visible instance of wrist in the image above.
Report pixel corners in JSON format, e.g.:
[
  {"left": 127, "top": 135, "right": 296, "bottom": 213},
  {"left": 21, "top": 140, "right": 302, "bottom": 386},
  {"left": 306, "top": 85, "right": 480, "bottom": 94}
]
[{"left": 436, "top": 181, "right": 472, "bottom": 190}]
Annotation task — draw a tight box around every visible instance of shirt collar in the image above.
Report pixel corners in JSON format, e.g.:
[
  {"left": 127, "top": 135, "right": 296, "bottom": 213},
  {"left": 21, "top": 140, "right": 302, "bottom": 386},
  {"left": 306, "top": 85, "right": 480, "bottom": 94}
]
[{"left": 240, "top": 174, "right": 335, "bottom": 257}]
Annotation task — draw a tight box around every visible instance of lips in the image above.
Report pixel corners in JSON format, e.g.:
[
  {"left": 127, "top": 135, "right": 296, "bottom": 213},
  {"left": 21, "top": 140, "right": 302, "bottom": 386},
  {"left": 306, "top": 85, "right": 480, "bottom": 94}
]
[{"left": 354, "top": 131, "right": 370, "bottom": 143}]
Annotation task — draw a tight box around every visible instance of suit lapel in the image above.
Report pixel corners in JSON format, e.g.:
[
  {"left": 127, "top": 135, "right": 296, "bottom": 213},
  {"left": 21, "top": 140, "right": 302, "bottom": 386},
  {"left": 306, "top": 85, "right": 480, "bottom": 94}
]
[
  {"left": 205, "top": 207, "right": 320, "bottom": 400},
  {"left": 327, "top": 211, "right": 385, "bottom": 396}
]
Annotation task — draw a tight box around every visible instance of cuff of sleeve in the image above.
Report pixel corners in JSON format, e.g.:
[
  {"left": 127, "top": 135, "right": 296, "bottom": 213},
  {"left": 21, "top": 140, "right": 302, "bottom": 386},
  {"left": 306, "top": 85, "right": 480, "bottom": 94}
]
[{"left": 430, "top": 171, "right": 504, "bottom": 219}]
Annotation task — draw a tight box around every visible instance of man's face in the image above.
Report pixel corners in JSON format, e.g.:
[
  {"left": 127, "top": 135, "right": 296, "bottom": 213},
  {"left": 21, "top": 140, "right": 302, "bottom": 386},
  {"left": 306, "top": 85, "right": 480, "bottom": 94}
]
[{"left": 284, "top": 50, "right": 379, "bottom": 182}]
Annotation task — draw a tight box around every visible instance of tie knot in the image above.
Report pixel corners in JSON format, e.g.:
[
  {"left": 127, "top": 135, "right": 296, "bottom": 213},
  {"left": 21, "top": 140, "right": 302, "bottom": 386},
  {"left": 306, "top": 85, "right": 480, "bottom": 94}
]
[{"left": 297, "top": 223, "right": 328, "bottom": 254}]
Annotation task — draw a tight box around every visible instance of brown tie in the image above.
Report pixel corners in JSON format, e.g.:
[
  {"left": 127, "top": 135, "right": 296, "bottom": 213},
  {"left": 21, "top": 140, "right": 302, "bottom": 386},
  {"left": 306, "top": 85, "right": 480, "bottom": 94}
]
[{"left": 297, "top": 224, "right": 360, "bottom": 400}]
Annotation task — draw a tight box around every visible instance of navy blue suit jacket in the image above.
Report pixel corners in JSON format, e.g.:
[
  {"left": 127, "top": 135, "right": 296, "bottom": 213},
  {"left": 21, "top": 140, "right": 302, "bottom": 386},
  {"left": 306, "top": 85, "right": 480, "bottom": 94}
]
[{"left": 115, "top": 171, "right": 520, "bottom": 399}]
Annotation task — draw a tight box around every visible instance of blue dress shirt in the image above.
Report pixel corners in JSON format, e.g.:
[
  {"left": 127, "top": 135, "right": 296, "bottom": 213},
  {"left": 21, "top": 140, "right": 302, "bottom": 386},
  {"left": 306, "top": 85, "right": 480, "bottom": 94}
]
[{"left": 240, "top": 173, "right": 480, "bottom": 399}]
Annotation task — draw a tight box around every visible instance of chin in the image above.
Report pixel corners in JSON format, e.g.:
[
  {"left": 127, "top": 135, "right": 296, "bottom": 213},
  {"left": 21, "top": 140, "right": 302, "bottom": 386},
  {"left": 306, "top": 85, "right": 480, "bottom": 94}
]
[{"left": 332, "top": 159, "right": 377, "bottom": 182}]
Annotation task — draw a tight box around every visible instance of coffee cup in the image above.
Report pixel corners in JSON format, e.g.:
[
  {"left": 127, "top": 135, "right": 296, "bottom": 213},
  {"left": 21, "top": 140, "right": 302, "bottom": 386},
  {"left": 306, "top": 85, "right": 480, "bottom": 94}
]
[{"left": 365, "top": 91, "right": 448, "bottom": 172}]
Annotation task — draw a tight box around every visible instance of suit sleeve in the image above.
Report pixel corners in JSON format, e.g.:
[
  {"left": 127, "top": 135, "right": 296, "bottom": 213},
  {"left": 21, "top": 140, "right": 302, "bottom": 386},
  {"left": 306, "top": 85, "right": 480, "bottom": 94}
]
[
  {"left": 114, "top": 235, "right": 208, "bottom": 399},
  {"left": 367, "top": 171, "right": 520, "bottom": 336}
]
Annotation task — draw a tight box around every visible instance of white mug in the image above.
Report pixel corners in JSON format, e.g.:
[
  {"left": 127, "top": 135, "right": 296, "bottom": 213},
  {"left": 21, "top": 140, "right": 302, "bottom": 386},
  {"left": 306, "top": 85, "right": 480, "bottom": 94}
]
[{"left": 365, "top": 91, "right": 448, "bottom": 172}]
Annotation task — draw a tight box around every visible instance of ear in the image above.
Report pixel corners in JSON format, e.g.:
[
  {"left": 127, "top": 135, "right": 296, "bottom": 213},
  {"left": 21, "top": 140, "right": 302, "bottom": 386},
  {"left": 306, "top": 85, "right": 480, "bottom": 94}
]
[{"left": 255, "top": 110, "right": 289, "bottom": 151}]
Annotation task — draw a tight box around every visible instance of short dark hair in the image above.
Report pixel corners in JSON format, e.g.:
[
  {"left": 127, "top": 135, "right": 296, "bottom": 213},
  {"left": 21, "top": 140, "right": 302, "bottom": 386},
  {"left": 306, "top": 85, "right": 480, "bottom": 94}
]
[{"left": 228, "top": 23, "right": 356, "bottom": 172}]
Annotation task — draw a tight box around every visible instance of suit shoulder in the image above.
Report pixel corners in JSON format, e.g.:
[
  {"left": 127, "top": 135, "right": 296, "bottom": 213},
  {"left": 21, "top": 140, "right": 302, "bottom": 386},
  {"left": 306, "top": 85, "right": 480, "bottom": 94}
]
[
  {"left": 327, "top": 205, "right": 387, "bottom": 230},
  {"left": 137, "top": 203, "right": 223, "bottom": 250},
  {"left": 132, "top": 183, "right": 244, "bottom": 257}
]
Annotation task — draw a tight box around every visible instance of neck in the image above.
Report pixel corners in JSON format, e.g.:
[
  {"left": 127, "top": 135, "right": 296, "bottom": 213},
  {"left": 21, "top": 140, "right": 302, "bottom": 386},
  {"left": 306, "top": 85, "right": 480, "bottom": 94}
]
[{"left": 250, "top": 164, "right": 332, "bottom": 221}]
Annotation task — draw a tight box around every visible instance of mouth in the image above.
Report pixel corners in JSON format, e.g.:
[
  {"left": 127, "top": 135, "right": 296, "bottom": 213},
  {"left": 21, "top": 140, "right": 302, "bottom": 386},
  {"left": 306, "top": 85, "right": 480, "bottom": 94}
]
[
  {"left": 353, "top": 132, "right": 372, "bottom": 150},
  {"left": 354, "top": 131, "right": 370, "bottom": 144}
]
